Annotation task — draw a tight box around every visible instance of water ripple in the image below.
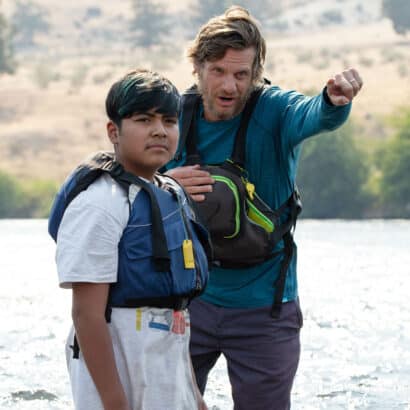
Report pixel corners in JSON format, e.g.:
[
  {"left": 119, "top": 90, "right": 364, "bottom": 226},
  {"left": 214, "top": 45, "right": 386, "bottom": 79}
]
[{"left": 11, "top": 389, "right": 58, "bottom": 401}]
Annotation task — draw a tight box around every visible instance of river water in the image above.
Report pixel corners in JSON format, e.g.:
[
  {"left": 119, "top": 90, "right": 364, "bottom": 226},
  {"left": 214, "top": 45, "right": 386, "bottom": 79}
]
[{"left": 0, "top": 219, "right": 409, "bottom": 410}]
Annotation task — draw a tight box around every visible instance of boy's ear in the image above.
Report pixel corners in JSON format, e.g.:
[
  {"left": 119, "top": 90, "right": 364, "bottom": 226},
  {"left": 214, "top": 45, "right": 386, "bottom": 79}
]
[{"left": 107, "top": 120, "right": 119, "bottom": 144}]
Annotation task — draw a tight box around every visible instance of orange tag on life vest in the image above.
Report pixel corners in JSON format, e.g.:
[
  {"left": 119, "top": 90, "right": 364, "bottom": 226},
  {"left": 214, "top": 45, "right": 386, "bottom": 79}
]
[{"left": 182, "top": 239, "right": 195, "bottom": 269}]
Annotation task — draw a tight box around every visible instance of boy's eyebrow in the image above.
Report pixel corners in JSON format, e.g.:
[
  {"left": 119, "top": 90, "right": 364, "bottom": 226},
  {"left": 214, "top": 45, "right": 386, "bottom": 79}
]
[
  {"left": 132, "top": 111, "right": 178, "bottom": 118},
  {"left": 131, "top": 111, "right": 156, "bottom": 117}
]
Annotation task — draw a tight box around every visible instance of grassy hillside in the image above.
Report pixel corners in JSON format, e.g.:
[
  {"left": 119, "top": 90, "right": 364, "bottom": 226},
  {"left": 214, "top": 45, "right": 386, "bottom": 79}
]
[{"left": 0, "top": 0, "right": 409, "bottom": 182}]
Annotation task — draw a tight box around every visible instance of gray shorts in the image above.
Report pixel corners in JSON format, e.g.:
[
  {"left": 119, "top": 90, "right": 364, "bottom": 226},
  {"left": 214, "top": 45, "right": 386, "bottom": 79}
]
[{"left": 188, "top": 298, "right": 303, "bottom": 410}]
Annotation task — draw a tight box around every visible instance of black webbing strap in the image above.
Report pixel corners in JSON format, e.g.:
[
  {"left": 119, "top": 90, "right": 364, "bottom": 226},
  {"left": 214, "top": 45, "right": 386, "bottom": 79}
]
[
  {"left": 270, "top": 189, "right": 302, "bottom": 318},
  {"left": 185, "top": 95, "right": 202, "bottom": 165},
  {"left": 111, "top": 168, "right": 171, "bottom": 273},
  {"left": 70, "top": 335, "right": 80, "bottom": 359},
  {"left": 230, "top": 86, "right": 265, "bottom": 167},
  {"left": 120, "top": 295, "right": 191, "bottom": 311},
  {"left": 271, "top": 231, "right": 294, "bottom": 319},
  {"left": 176, "top": 86, "right": 201, "bottom": 164}
]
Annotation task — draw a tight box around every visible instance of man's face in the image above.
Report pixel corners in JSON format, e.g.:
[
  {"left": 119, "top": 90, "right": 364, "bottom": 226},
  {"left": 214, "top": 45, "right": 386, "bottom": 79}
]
[
  {"left": 196, "top": 47, "right": 256, "bottom": 122},
  {"left": 107, "top": 109, "right": 178, "bottom": 180}
]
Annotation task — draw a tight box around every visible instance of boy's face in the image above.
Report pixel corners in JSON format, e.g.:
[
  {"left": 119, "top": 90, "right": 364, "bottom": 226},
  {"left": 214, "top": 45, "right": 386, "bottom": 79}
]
[{"left": 107, "top": 109, "right": 178, "bottom": 180}]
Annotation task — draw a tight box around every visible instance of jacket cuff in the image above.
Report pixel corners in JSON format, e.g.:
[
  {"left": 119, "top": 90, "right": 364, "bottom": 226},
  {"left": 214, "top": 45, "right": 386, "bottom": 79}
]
[{"left": 322, "top": 86, "right": 335, "bottom": 106}]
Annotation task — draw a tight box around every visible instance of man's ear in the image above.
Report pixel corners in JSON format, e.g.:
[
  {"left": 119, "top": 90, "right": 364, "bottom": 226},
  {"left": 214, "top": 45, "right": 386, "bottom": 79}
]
[
  {"left": 193, "top": 61, "right": 201, "bottom": 76},
  {"left": 107, "top": 120, "right": 119, "bottom": 144}
]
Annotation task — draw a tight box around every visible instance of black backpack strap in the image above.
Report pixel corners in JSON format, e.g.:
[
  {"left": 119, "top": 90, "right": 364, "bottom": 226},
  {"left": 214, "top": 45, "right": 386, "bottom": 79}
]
[
  {"left": 175, "top": 85, "right": 201, "bottom": 165},
  {"left": 230, "top": 86, "right": 265, "bottom": 167},
  {"left": 185, "top": 97, "right": 202, "bottom": 165},
  {"left": 271, "top": 231, "right": 294, "bottom": 319},
  {"left": 270, "top": 189, "right": 302, "bottom": 318}
]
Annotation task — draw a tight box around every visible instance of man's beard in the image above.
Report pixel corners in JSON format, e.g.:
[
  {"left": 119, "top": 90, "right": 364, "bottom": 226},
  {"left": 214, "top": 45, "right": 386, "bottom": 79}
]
[{"left": 197, "top": 78, "right": 253, "bottom": 121}]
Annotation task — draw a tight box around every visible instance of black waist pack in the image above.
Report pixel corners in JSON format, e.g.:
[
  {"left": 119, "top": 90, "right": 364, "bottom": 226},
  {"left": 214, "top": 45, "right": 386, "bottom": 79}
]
[{"left": 195, "top": 160, "right": 300, "bottom": 268}]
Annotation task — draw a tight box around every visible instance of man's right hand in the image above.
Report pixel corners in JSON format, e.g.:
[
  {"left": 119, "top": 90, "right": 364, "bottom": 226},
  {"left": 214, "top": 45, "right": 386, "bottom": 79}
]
[{"left": 165, "top": 164, "right": 214, "bottom": 202}]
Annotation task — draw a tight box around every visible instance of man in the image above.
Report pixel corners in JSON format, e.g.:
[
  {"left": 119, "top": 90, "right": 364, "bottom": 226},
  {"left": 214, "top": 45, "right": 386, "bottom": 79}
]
[{"left": 165, "top": 6, "right": 363, "bottom": 410}]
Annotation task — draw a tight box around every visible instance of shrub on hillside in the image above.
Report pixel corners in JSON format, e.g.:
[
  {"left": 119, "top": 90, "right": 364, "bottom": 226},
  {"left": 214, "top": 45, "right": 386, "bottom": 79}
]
[
  {"left": 0, "top": 171, "right": 57, "bottom": 218},
  {"left": 297, "top": 122, "right": 372, "bottom": 218},
  {"left": 378, "top": 107, "right": 410, "bottom": 217}
]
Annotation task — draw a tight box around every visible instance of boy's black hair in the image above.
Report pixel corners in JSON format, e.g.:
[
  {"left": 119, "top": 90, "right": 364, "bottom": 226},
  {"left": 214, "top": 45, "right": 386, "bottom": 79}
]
[{"left": 105, "top": 69, "right": 180, "bottom": 127}]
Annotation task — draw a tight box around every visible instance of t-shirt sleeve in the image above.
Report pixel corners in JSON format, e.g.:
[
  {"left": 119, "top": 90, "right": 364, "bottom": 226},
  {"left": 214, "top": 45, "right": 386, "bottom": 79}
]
[{"left": 56, "top": 192, "right": 126, "bottom": 289}]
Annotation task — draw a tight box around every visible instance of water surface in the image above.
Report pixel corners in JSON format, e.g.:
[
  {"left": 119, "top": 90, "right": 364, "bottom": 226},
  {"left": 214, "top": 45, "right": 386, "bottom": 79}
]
[{"left": 1, "top": 219, "right": 409, "bottom": 409}]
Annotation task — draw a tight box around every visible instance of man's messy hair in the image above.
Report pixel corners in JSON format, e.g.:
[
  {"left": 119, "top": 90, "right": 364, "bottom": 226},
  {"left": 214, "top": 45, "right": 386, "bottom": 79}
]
[
  {"left": 187, "top": 6, "right": 266, "bottom": 83},
  {"left": 105, "top": 69, "right": 180, "bottom": 127}
]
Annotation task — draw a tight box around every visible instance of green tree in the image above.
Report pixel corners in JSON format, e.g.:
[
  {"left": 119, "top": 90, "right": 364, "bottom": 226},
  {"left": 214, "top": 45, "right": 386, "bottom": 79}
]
[
  {"left": 11, "top": 0, "right": 50, "bottom": 49},
  {"left": 382, "top": 0, "right": 410, "bottom": 35},
  {"left": 0, "top": 2, "right": 14, "bottom": 73},
  {"left": 297, "top": 123, "right": 371, "bottom": 218},
  {"left": 0, "top": 171, "right": 57, "bottom": 218},
  {"left": 379, "top": 107, "right": 410, "bottom": 217},
  {"left": 0, "top": 172, "right": 21, "bottom": 217},
  {"left": 129, "top": 0, "right": 171, "bottom": 48},
  {"left": 18, "top": 179, "right": 58, "bottom": 218}
]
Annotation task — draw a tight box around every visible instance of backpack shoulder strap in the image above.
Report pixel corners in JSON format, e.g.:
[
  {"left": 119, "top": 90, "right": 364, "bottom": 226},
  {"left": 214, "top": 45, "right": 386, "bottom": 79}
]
[
  {"left": 230, "top": 81, "right": 268, "bottom": 167},
  {"left": 175, "top": 85, "right": 201, "bottom": 164}
]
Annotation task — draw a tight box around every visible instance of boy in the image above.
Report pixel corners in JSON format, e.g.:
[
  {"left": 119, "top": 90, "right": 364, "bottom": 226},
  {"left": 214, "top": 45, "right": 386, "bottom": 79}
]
[{"left": 50, "top": 69, "right": 209, "bottom": 410}]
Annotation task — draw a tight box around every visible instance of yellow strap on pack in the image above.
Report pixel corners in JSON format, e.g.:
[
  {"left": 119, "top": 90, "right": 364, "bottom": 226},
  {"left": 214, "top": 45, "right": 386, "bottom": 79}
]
[{"left": 182, "top": 239, "right": 195, "bottom": 269}]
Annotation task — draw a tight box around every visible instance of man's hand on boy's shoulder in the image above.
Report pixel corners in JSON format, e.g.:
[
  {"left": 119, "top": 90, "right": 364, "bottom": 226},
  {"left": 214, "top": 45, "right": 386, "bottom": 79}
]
[
  {"left": 326, "top": 67, "right": 363, "bottom": 106},
  {"left": 165, "top": 164, "right": 215, "bottom": 202}
]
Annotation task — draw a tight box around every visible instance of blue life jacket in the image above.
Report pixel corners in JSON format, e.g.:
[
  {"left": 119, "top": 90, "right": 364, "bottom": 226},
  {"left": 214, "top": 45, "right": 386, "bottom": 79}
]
[{"left": 49, "top": 152, "right": 211, "bottom": 311}]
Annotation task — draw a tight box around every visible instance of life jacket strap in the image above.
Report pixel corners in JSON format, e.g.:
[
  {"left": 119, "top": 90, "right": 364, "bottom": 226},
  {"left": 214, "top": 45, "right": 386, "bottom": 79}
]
[
  {"left": 111, "top": 169, "right": 171, "bottom": 273},
  {"left": 114, "top": 295, "right": 192, "bottom": 311}
]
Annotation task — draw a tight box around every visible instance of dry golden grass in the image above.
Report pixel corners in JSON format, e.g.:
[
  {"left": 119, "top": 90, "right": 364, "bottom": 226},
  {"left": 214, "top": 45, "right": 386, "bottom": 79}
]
[{"left": 0, "top": 19, "right": 409, "bottom": 181}]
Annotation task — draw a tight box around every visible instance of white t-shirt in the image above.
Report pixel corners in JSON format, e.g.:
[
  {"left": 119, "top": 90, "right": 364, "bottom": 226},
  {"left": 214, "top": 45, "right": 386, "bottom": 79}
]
[{"left": 56, "top": 174, "right": 200, "bottom": 410}]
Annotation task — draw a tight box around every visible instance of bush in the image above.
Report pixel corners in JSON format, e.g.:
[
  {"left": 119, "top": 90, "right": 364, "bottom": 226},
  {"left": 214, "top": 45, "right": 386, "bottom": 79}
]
[
  {"left": 378, "top": 107, "right": 410, "bottom": 217},
  {"left": 0, "top": 171, "right": 57, "bottom": 218},
  {"left": 0, "top": 172, "right": 21, "bottom": 217},
  {"left": 297, "top": 122, "right": 371, "bottom": 218}
]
